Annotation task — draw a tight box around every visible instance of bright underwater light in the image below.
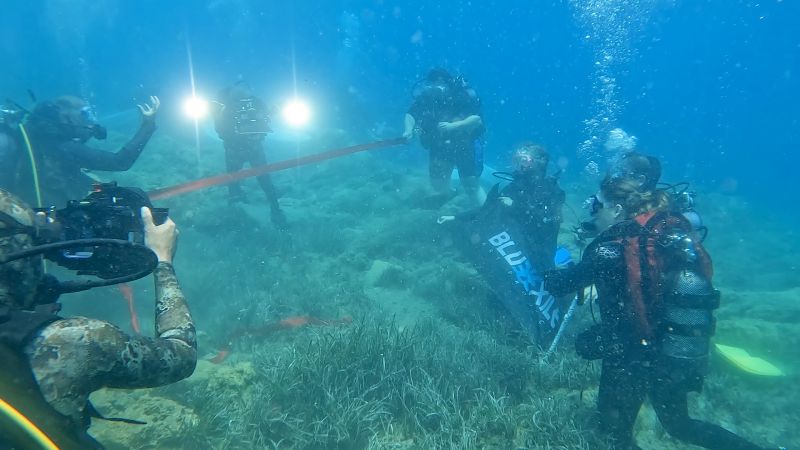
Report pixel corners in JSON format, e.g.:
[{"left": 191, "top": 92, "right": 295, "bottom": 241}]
[
  {"left": 282, "top": 98, "right": 311, "bottom": 127},
  {"left": 183, "top": 96, "right": 209, "bottom": 120}
]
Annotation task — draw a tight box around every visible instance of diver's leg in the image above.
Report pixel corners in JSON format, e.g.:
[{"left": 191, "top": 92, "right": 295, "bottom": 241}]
[
  {"left": 428, "top": 149, "right": 454, "bottom": 196},
  {"left": 224, "top": 143, "right": 246, "bottom": 202},
  {"left": 597, "top": 358, "right": 646, "bottom": 450},
  {"left": 652, "top": 379, "right": 766, "bottom": 450},
  {"left": 457, "top": 139, "right": 486, "bottom": 205},
  {"left": 247, "top": 142, "right": 287, "bottom": 228},
  {"left": 460, "top": 176, "right": 486, "bottom": 205}
]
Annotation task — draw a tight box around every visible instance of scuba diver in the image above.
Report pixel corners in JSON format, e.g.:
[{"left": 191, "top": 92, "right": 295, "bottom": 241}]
[
  {"left": 495, "top": 143, "right": 565, "bottom": 270},
  {"left": 544, "top": 176, "right": 770, "bottom": 450},
  {"left": 3, "top": 95, "right": 160, "bottom": 208},
  {"left": 402, "top": 68, "right": 486, "bottom": 206},
  {"left": 575, "top": 151, "right": 706, "bottom": 243},
  {"left": 438, "top": 143, "right": 570, "bottom": 349},
  {"left": 213, "top": 81, "right": 287, "bottom": 229},
  {"left": 0, "top": 187, "right": 196, "bottom": 449}
]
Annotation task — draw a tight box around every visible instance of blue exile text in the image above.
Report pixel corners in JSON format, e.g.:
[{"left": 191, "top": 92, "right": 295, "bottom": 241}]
[{"left": 488, "top": 231, "right": 560, "bottom": 329}]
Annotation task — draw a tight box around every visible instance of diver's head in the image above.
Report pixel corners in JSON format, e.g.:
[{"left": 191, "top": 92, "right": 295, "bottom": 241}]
[
  {"left": 0, "top": 189, "right": 45, "bottom": 309},
  {"left": 423, "top": 68, "right": 458, "bottom": 95},
  {"left": 226, "top": 80, "right": 256, "bottom": 101},
  {"left": 512, "top": 142, "right": 549, "bottom": 177},
  {"left": 578, "top": 176, "right": 671, "bottom": 237},
  {"left": 426, "top": 68, "right": 453, "bottom": 85},
  {"left": 599, "top": 175, "right": 670, "bottom": 220},
  {"left": 610, "top": 151, "right": 661, "bottom": 191},
  {"left": 28, "top": 96, "right": 106, "bottom": 142}
]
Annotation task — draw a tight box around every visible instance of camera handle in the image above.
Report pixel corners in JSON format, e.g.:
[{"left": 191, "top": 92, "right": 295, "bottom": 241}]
[{"left": 0, "top": 239, "right": 158, "bottom": 294}]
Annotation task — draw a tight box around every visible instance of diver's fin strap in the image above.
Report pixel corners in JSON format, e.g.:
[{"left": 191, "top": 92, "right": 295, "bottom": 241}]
[{"left": 87, "top": 402, "right": 147, "bottom": 425}]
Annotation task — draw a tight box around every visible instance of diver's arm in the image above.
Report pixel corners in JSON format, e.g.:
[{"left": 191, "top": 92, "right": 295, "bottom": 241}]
[
  {"left": 67, "top": 96, "right": 159, "bottom": 172},
  {"left": 64, "top": 118, "right": 156, "bottom": 171},
  {"left": 543, "top": 260, "right": 594, "bottom": 297},
  {"left": 452, "top": 115, "right": 482, "bottom": 132},
  {"left": 101, "top": 209, "right": 196, "bottom": 388},
  {"left": 143, "top": 207, "right": 195, "bottom": 351},
  {"left": 151, "top": 261, "right": 197, "bottom": 365},
  {"left": 439, "top": 115, "right": 483, "bottom": 134},
  {"left": 85, "top": 262, "right": 195, "bottom": 390}
]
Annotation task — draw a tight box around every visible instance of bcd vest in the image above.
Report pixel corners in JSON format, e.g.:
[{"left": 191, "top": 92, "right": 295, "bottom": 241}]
[{"left": 603, "top": 211, "right": 719, "bottom": 363}]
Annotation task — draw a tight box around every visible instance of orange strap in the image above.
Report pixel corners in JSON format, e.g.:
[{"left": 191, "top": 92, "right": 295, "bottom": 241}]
[{"left": 148, "top": 137, "right": 405, "bottom": 200}]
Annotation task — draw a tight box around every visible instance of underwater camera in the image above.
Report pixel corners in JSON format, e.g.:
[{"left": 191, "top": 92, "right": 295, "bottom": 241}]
[
  {"left": 35, "top": 183, "right": 168, "bottom": 279},
  {"left": 25, "top": 183, "right": 169, "bottom": 291}
]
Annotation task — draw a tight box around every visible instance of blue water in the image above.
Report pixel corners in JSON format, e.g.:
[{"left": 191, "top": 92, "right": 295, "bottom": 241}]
[
  {"left": 3, "top": 0, "right": 797, "bottom": 206},
  {"left": 2, "top": 0, "right": 798, "bottom": 447}
]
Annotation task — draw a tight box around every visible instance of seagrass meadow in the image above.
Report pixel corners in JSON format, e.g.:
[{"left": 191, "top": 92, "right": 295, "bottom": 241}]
[{"left": 64, "top": 134, "right": 798, "bottom": 449}]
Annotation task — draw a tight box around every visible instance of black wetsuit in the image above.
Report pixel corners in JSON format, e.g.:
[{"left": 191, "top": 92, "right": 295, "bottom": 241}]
[
  {"left": 214, "top": 96, "right": 284, "bottom": 223},
  {"left": 500, "top": 171, "right": 564, "bottom": 270},
  {"left": 407, "top": 84, "right": 485, "bottom": 180},
  {"left": 0, "top": 119, "right": 155, "bottom": 207},
  {"left": 545, "top": 212, "right": 765, "bottom": 450}
]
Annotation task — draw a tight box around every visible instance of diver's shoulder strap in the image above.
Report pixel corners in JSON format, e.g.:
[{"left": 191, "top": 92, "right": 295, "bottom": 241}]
[{"left": 0, "top": 305, "right": 61, "bottom": 349}]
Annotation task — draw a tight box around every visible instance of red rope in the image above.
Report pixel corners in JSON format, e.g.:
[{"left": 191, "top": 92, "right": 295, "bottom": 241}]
[{"left": 148, "top": 137, "right": 406, "bottom": 200}]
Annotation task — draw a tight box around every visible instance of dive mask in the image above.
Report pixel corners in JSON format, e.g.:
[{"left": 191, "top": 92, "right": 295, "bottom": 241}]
[{"left": 583, "top": 195, "right": 603, "bottom": 216}]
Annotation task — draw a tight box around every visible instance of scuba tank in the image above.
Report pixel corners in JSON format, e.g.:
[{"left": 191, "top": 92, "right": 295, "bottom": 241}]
[{"left": 660, "top": 231, "right": 720, "bottom": 372}]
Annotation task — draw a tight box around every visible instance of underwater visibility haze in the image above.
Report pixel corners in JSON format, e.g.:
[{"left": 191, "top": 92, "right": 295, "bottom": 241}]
[{"left": 0, "top": 0, "right": 798, "bottom": 448}]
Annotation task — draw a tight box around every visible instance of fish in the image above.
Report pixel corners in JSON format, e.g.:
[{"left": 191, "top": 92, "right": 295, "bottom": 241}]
[{"left": 209, "top": 315, "right": 352, "bottom": 364}]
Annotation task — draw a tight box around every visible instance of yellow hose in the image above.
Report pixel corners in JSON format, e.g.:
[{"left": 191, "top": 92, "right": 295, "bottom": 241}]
[
  {"left": 0, "top": 398, "right": 60, "bottom": 450},
  {"left": 18, "top": 123, "right": 42, "bottom": 208},
  {"left": 17, "top": 123, "right": 48, "bottom": 273}
]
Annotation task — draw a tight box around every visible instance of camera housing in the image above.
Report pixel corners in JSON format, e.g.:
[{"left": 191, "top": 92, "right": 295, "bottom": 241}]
[{"left": 34, "top": 183, "right": 167, "bottom": 278}]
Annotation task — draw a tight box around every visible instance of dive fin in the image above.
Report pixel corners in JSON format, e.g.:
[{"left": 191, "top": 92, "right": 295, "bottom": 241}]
[{"left": 715, "top": 343, "right": 785, "bottom": 377}]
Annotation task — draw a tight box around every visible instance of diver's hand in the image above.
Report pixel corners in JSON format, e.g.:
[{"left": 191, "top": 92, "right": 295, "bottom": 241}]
[
  {"left": 137, "top": 96, "right": 160, "bottom": 121},
  {"left": 498, "top": 196, "right": 513, "bottom": 207},
  {"left": 437, "top": 215, "right": 455, "bottom": 225},
  {"left": 437, "top": 121, "right": 458, "bottom": 133},
  {"left": 141, "top": 207, "right": 177, "bottom": 263}
]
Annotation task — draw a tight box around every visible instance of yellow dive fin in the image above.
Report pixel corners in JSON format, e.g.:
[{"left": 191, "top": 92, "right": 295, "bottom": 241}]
[{"left": 714, "top": 343, "right": 785, "bottom": 377}]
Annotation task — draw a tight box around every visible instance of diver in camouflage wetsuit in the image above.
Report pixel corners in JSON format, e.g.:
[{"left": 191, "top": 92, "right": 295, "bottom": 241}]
[{"left": 0, "top": 188, "right": 196, "bottom": 434}]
